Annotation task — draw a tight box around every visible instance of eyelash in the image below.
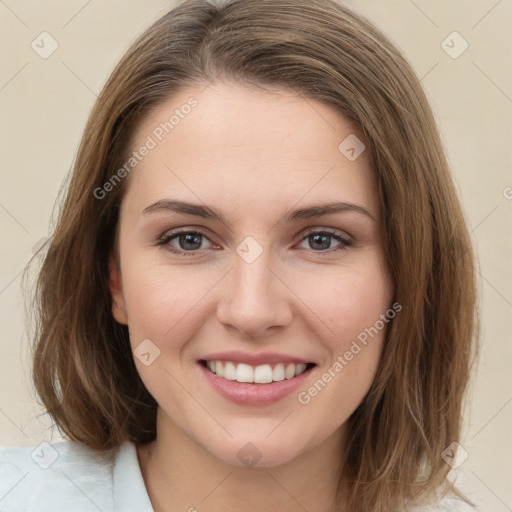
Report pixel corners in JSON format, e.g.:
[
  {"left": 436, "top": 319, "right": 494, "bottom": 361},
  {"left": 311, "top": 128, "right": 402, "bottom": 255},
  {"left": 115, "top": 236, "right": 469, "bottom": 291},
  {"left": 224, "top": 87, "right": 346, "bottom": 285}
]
[{"left": 155, "top": 228, "right": 352, "bottom": 257}]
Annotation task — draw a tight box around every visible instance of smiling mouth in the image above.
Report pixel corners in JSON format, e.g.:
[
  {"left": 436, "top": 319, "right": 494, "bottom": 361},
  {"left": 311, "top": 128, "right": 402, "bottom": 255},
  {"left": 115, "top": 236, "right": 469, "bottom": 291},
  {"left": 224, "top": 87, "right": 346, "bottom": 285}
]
[{"left": 199, "top": 360, "right": 316, "bottom": 384}]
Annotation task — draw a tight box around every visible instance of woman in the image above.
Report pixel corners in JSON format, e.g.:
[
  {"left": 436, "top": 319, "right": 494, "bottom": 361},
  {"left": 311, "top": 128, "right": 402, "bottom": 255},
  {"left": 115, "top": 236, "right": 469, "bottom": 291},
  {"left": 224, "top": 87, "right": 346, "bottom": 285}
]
[{"left": 0, "top": 0, "right": 478, "bottom": 510}]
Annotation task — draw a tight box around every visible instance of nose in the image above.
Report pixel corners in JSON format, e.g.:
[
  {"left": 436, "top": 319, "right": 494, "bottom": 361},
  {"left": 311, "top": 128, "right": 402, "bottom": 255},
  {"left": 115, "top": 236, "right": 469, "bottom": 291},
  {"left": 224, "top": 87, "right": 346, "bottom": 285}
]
[{"left": 216, "top": 244, "right": 293, "bottom": 339}]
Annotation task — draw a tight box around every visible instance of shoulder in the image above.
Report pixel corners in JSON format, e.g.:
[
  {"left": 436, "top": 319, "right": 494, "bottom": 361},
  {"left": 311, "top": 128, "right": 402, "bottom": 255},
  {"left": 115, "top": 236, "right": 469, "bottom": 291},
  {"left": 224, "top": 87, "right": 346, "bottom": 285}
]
[
  {"left": 0, "top": 438, "right": 116, "bottom": 472},
  {"left": 438, "top": 495, "right": 476, "bottom": 511},
  {"left": 0, "top": 440, "right": 151, "bottom": 511},
  {"left": 0, "top": 440, "right": 115, "bottom": 511}
]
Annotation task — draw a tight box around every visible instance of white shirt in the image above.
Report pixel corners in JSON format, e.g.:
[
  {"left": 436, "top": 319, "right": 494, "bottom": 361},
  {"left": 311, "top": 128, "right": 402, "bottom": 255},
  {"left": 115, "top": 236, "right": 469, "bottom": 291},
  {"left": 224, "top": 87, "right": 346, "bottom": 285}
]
[
  {"left": 0, "top": 440, "right": 475, "bottom": 511},
  {"left": 0, "top": 440, "right": 152, "bottom": 511}
]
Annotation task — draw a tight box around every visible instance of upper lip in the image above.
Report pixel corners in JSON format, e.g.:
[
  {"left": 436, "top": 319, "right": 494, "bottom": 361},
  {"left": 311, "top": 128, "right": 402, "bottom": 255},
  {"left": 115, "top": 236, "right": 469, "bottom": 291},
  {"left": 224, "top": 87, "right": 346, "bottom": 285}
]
[{"left": 199, "top": 350, "right": 314, "bottom": 366}]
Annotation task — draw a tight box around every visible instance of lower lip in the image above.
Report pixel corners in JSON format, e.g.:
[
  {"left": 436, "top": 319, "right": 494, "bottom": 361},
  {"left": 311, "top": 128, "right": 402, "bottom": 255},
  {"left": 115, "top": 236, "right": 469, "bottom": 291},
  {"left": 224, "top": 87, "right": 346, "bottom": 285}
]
[{"left": 198, "top": 362, "right": 315, "bottom": 406}]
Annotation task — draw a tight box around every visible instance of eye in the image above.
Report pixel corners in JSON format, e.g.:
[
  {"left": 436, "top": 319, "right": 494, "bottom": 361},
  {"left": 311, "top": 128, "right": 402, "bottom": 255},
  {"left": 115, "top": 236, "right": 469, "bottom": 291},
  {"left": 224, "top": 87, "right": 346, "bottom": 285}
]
[
  {"left": 156, "top": 230, "right": 216, "bottom": 255},
  {"left": 156, "top": 228, "right": 352, "bottom": 256},
  {"left": 296, "top": 230, "right": 351, "bottom": 252}
]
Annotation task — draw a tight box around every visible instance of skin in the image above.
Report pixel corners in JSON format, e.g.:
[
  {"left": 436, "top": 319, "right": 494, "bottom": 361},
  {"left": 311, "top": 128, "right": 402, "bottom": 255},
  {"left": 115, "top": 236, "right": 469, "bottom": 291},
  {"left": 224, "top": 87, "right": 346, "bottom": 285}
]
[{"left": 109, "top": 81, "right": 394, "bottom": 512}]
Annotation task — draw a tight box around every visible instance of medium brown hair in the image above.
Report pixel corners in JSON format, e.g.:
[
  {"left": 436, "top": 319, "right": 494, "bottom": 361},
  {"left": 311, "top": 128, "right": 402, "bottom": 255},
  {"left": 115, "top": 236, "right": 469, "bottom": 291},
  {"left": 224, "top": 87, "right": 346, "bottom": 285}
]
[{"left": 29, "top": 0, "right": 479, "bottom": 510}]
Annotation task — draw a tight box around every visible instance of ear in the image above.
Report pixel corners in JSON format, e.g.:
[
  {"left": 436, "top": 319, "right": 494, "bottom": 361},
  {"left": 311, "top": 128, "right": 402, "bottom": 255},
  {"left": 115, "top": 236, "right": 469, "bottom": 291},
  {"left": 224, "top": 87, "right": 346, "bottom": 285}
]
[{"left": 108, "top": 254, "right": 128, "bottom": 325}]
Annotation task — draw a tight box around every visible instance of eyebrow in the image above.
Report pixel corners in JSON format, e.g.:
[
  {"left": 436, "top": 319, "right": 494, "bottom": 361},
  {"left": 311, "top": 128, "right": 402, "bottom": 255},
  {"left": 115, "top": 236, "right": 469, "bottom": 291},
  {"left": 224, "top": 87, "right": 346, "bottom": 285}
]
[{"left": 142, "top": 199, "right": 376, "bottom": 223}]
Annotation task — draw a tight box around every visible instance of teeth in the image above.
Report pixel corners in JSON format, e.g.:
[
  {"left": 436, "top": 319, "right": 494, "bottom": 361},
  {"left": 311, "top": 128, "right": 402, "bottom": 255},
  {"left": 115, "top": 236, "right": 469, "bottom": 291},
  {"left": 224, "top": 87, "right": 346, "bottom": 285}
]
[
  {"left": 205, "top": 361, "right": 310, "bottom": 383},
  {"left": 285, "top": 363, "right": 295, "bottom": 380},
  {"left": 273, "top": 363, "right": 285, "bottom": 382},
  {"left": 215, "top": 361, "right": 224, "bottom": 378},
  {"left": 223, "top": 361, "right": 237, "bottom": 381},
  {"left": 254, "top": 364, "right": 273, "bottom": 383},
  {"left": 236, "top": 363, "right": 253, "bottom": 383},
  {"left": 295, "top": 364, "right": 307, "bottom": 376}
]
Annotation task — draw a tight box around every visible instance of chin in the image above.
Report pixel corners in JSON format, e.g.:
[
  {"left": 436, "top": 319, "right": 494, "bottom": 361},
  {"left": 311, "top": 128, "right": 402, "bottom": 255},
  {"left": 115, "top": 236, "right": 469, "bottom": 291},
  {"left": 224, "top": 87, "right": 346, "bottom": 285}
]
[{"left": 202, "top": 429, "right": 312, "bottom": 469}]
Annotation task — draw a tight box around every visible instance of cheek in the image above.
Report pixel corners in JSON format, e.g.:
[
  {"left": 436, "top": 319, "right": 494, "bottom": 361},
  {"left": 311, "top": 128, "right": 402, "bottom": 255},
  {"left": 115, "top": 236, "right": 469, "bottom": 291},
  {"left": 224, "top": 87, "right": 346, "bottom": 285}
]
[
  {"left": 120, "top": 252, "right": 208, "bottom": 343},
  {"left": 294, "top": 260, "right": 393, "bottom": 349},
  {"left": 119, "top": 257, "right": 208, "bottom": 409},
  {"left": 292, "top": 256, "right": 393, "bottom": 407}
]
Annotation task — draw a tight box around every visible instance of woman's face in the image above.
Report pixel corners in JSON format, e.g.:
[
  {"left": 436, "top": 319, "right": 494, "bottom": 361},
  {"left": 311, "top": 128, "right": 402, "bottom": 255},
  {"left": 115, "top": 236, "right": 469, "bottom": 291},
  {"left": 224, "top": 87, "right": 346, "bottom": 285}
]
[{"left": 110, "top": 81, "right": 394, "bottom": 467}]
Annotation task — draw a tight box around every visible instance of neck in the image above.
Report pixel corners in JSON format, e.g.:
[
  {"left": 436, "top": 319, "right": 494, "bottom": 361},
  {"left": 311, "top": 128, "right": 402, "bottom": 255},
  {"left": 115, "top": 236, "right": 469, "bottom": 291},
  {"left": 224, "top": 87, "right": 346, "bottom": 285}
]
[{"left": 137, "top": 410, "right": 348, "bottom": 512}]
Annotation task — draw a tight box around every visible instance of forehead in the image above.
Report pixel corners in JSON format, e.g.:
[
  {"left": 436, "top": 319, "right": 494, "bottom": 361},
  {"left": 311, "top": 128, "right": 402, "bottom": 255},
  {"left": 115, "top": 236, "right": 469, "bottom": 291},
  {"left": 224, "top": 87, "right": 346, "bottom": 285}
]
[{"left": 123, "top": 81, "right": 380, "bottom": 221}]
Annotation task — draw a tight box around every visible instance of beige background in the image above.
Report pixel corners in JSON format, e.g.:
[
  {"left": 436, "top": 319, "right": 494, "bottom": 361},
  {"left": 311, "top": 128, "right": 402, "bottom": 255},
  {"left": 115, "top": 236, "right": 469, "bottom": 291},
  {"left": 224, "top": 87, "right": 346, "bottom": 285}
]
[{"left": 1, "top": 1, "right": 511, "bottom": 510}]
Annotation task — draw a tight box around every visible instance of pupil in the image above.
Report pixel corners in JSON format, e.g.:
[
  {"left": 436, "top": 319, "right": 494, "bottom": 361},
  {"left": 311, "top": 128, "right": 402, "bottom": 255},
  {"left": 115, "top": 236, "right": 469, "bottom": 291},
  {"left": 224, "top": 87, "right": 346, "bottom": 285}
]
[
  {"left": 311, "top": 233, "right": 330, "bottom": 250},
  {"left": 181, "top": 233, "right": 201, "bottom": 250}
]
